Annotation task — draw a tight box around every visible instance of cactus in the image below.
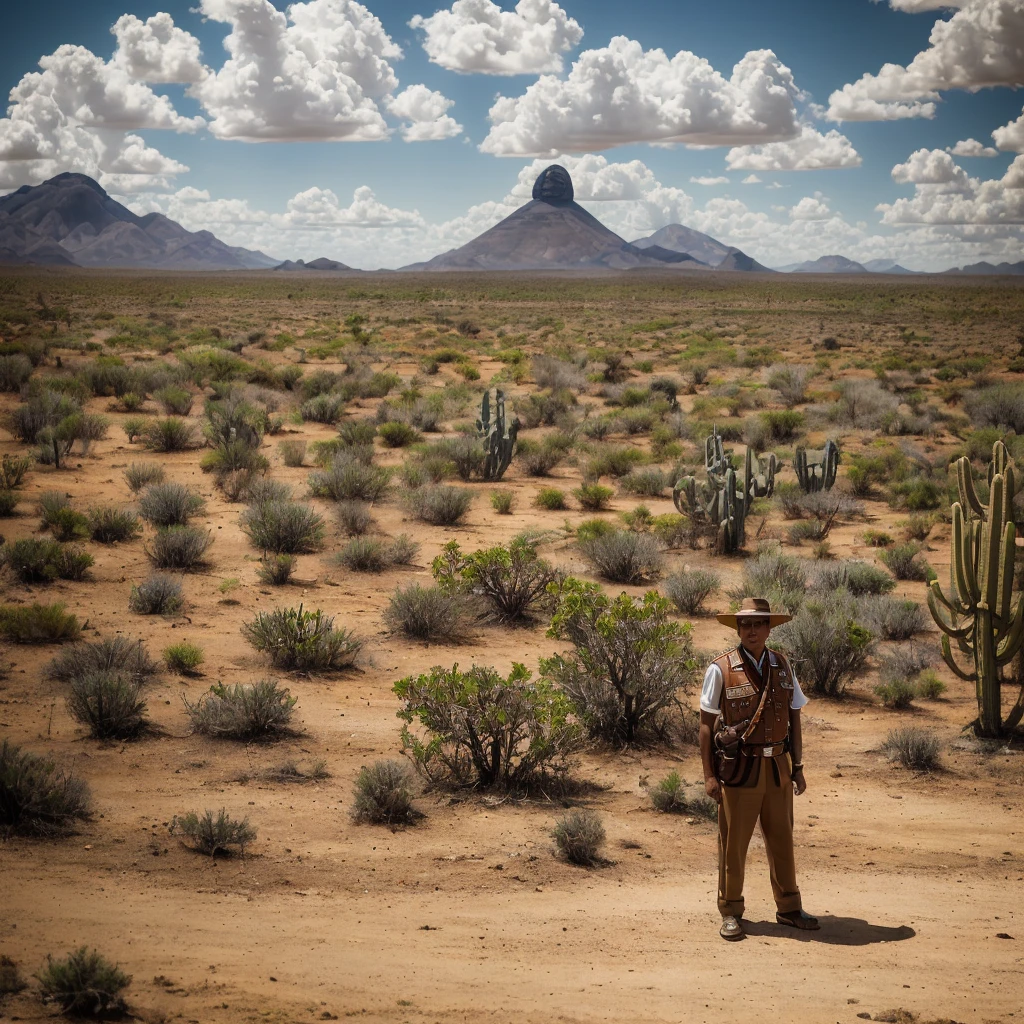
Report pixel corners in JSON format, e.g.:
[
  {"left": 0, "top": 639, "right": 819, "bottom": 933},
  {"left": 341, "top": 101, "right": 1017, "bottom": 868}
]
[
  {"left": 704, "top": 427, "right": 728, "bottom": 476},
  {"left": 744, "top": 446, "right": 777, "bottom": 500},
  {"left": 475, "top": 389, "right": 519, "bottom": 481},
  {"left": 927, "top": 441, "right": 1024, "bottom": 736},
  {"left": 673, "top": 468, "right": 748, "bottom": 554},
  {"left": 794, "top": 440, "right": 840, "bottom": 493}
]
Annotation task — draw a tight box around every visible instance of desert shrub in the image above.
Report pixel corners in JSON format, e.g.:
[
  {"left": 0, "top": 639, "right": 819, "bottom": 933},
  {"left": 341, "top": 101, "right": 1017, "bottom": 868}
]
[
  {"left": 532, "top": 354, "right": 587, "bottom": 392},
  {"left": 766, "top": 364, "right": 808, "bottom": 407},
  {"left": 664, "top": 568, "right": 720, "bottom": 615},
  {"left": 541, "top": 579, "right": 695, "bottom": 744},
  {"left": 65, "top": 672, "right": 148, "bottom": 739},
  {"left": 36, "top": 947, "right": 130, "bottom": 1016},
  {"left": 172, "top": 808, "right": 256, "bottom": 856},
  {"left": 122, "top": 415, "right": 147, "bottom": 442},
  {"left": 407, "top": 484, "right": 473, "bottom": 525},
  {"left": 874, "top": 677, "right": 917, "bottom": 710},
  {"left": 395, "top": 662, "right": 579, "bottom": 790},
  {"left": 586, "top": 445, "right": 646, "bottom": 479},
  {"left": 337, "top": 419, "right": 378, "bottom": 448},
  {"left": 242, "top": 605, "right": 362, "bottom": 671},
  {"left": 339, "top": 537, "right": 390, "bottom": 572},
  {"left": 829, "top": 379, "right": 899, "bottom": 428},
  {"left": 649, "top": 770, "right": 718, "bottom": 819},
  {"left": 384, "top": 583, "right": 476, "bottom": 642},
  {"left": 863, "top": 529, "right": 895, "bottom": 547},
  {"left": 535, "top": 486, "right": 568, "bottom": 511},
  {"left": 618, "top": 468, "right": 666, "bottom": 497},
  {"left": 240, "top": 500, "right": 325, "bottom": 554},
  {"left": 882, "top": 727, "right": 941, "bottom": 771},
  {"left": 138, "top": 482, "right": 205, "bottom": 527},
  {"left": 217, "top": 468, "right": 259, "bottom": 502},
  {"left": 38, "top": 488, "right": 72, "bottom": 526},
  {"left": 432, "top": 538, "right": 560, "bottom": 624},
  {"left": 129, "top": 574, "right": 184, "bottom": 615},
  {"left": 0, "top": 739, "right": 90, "bottom": 836},
  {"left": 2, "top": 538, "right": 92, "bottom": 583},
  {"left": 123, "top": 462, "right": 164, "bottom": 493},
  {"left": 860, "top": 595, "right": 927, "bottom": 639},
  {"left": 0, "top": 490, "right": 17, "bottom": 516},
  {"left": 154, "top": 385, "right": 194, "bottom": 416},
  {"left": 336, "top": 500, "right": 373, "bottom": 536},
  {"left": 879, "top": 542, "right": 933, "bottom": 582},
  {"left": 278, "top": 439, "right": 306, "bottom": 467},
  {"left": 579, "top": 530, "right": 662, "bottom": 584},
  {"left": 423, "top": 437, "right": 484, "bottom": 482},
  {"left": 517, "top": 439, "right": 563, "bottom": 477},
  {"left": 378, "top": 421, "right": 421, "bottom": 448},
  {"left": 0, "top": 353, "right": 32, "bottom": 392},
  {"left": 888, "top": 476, "right": 943, "bottom": 511},
  {"left": 760, "top": 409, "right": 805, "bottom": 442},
  {"left": 569, "top": 483, "right": 611, "bottom": 512},
  {"left": 351, "top": 760, "right": 418, "bottom": 824},
  {"left": 617, "top": 408, "right": 657, "bottom": 435},
  {"left": 301, "top": 392, "right": 346, "bottom": 424},
  {"left": 491, "top": 489, "right": 515, "bottom": 514},
  {"left": 48, "top": 508, "right": 90, "bottom": 542},
  {"left": 244, "top": 477, "right": 291, "bottom": 506},
  {"left": 388, "top": 534, "right": 419, "bottom": 565},
  {"left": 916, "top": 670, "right": 946, "bottom": 700},
  {"left": 552, "top": 809, "right": 606, "bottom": 866},
  {"left": 308, "top": 453, "right": 391, "bottom": 502},
  {"left": 811, "top": 560, "right": 896, "bottom": 597},
  {"left": 146, "top": 526, "right": 213, "bottom": 570},
  {"left": 141, "top": 417, "right": 200, "bottom": 452},
  {"left": 256, "top": 553, "right": 296, "bottom": 585},
  {"left": 0, "top": 603, "right": 80, "bottom": 644},
  {"left": 185, "top": 679, "right": 296, "bottom": 739},
  {"left": 48, "top": 635, "right": 158, "bottom": 685},
  {"left": 963, "top": 383, "right": 1024, "bottom": 433},
  {"left": 164, "top": 640, "right": 205, "bottom": 674},
  {"left": 88, "top": 507, "right": 142, "bottom": 544},
  {"left": 515, "top": 387, "right": 576, "bottom": 429},
  {"left": 772, "top": 593, "right": 874, "bottom": 698},
  {"left": 731, "top": 546, "right": 807, "bottom": 614},
  {"left": 0, "top": 453, "right": 32, "bottom": 489}
]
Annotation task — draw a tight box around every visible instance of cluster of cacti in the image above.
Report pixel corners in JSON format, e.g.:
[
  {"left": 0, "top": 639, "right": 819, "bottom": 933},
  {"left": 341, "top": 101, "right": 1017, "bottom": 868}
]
[
  {"left": 476, "top": 389, "right": 519, "bottom": 481},
  {"left": 704, "top": 427, "right": 728, "bottom": 476},
  {"left": 673, "top": 466, "right": 747, "bottom": 554},
  {"left": 927, "top": 440, "right": 1024, "bottom": 736},
  {"left": 744, "top": 445, "right": 777, "bottom": 499},
  {"left": 794, "top": 440, "right": 839, "bottom": 493}
]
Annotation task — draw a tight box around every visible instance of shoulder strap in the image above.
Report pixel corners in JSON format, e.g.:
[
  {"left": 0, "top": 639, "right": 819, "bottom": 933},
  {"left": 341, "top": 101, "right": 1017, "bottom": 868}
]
[{"left": 739, "top": 670, "right": 773, "bottom": 743}]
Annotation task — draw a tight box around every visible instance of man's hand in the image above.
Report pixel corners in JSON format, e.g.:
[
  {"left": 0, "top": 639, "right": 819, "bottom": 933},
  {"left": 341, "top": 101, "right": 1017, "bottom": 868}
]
[
  {"left": 705, "top": 776, "right": 722, "bottom": 803},
  {"left": 792, "top": 768, "right": 807, "bottom": 796}
]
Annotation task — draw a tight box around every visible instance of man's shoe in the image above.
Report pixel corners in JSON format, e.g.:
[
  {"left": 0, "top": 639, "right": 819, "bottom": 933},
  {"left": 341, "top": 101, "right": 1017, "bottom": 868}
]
[
  {"left": 719, "top": 915, "right": 744, "bottom": 941},
  {"left": 776, "top": 909, "right": 819, "bottom": 930}
]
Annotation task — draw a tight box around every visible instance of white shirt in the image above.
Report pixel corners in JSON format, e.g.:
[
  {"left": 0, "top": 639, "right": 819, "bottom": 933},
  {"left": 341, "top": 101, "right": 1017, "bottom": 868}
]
[{"left": 700, "top": 646, "right": 809, "bottom": 715}]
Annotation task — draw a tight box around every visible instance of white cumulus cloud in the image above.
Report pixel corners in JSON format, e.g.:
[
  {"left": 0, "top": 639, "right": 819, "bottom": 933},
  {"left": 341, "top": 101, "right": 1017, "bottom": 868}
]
[
  {"left": 892, "top": 147, "right": 972, "bottom": 191},
  {"left": 790, "top": 195, "right": 832, "bottom": 220},
  {"left": 385, "top": 85, "right": 462, "bottom": 141},
  {"left": 190, "top": 0, "right": 401, "bottom": 141},
  {"left": 877, "top": 0, "right": 971, "bottom": 10},
  {"left": 111, "top": 13, "right": 206, "bottom": 84},
  {"left": 479, "top": 37, "right": 802, "bottom": 156},
  {"left": 690, "top": 175, "right": 730, "bottom": 186},
  {"left": 948, "top": 138, "right": 998, "bottom": 156},
  {"left": 726, "top": 124, "right": 861, "bottom": 171},
  {"left": 742, "top": 174, "right": 762, "bottom": 184},
  {"left": 409, "top": 0, "right": 583, "bottom": 75},
  {"left": 829, "top": 0, "right": 1024, "bottom": 121},
  {"left": 993, "top": 106, "right": 1024, "bottom": 151}
]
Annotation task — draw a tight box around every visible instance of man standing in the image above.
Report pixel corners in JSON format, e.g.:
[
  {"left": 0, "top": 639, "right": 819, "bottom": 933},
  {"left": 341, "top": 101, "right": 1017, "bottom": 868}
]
[{"left": 699, "top": 597, "right": 819, "bottom": 941}]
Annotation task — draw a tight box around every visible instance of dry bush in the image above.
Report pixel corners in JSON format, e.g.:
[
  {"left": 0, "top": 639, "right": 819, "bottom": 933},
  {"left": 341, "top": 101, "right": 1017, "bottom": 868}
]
[
  {"left": 172, "top": 808, "right": 256, "bottom": 856},
  {"left": 141, "top": 417, "right": 201, "bottom": 452},
  {"left": 860, "top": 594, "right": 927, "bottom": 639},
  {"left": 552, "top": 809, "right": 606, "bottom": 866},
  {"left": 65, "top": 672, "right": 148, "bottom": 739},
  {"left": 882, "top": 727, "right": 941, "bottom": 771},
  {"left": 129, "top": 574, "right": 184, "bottom": 615},
  {"left": 579, "top": 531, "right": 662, "bottom": 584},
  {"left": 663, "top": 568, "right": 720, "bottom": 615},
  {"left": 185, "top": 679, "right": 296, "bottom": 739},
  {"left": 308, "top": 453, "right": 391, "bottom": 502},
  {"left": 384, "top": 584, "right": 476, "bottom": 642},
  {"left": 137, "top": 482, "right": 205, "bottom": 527},
  {"left": 48, "top": 636, "right": 158, "bottom": 685},
  {"left": 36, "top": 947, "right": 130, "bottom": 1016},
  {"left": 257, "top": 554, "right": 296, "bottom": 585},
  {"left": 123, "top": 462, "right": 165, "bottom": 493},
  {"left": 88, "top": 507, "right": 142, "bottom": 544},
  {"left": 146, "top": 526, "right": 213, "bottom": 570},
  {"left": 351, "top": 760, "right": 419, "bottom": 824},
  {"left": 337, "top": 500, "right": 373, "bottom": 535},
  {"left": 278, "top": 439, "right": 306, "bottom": 467},
  {"left": 240, "top": 500, "right": 325, "bottom": 554},
  {"left": 406, "top": 484, "right": 473, "bottom": 525},
  {"left": 0, "top": 739, "right": 91, "bottom": 837}
]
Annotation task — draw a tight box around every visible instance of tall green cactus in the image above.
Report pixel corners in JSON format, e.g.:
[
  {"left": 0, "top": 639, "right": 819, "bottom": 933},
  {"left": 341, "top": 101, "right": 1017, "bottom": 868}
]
[
  {"left": 704, "top": 427, "right": 728, "bottom": 476},
  {"left": 794, "top": 440, "right": 839, "bottom": 493},
  {"left": 744, "top": 446, "right": 777, "bottom": 499},
  {"left": 927, "top": 441, "right": 1024, "bottom": 736},
  {"left": 673, "top": 467, "right": 748, "bottom": 554},
  {"left": 476, "top": 389, "right": 519, "bottom": 481}
]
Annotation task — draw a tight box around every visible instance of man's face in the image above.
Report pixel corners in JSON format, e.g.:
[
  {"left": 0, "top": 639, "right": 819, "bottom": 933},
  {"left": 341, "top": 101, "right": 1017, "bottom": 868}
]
[{"left": 737, "top": 618, "right": 771, "bottom": 645}]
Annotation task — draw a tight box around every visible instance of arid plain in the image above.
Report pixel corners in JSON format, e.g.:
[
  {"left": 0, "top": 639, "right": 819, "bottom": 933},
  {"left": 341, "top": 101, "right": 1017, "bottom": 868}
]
[{"left": 1, "top": 268, "right": 1022, "bottom": 1024}]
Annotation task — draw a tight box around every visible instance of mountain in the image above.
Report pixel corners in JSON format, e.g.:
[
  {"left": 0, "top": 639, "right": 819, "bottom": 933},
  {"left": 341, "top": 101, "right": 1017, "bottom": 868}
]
[
  {"left": 630, "top": 224, "right": 733, "bottom": 266},
  {"left": 274, "top": 257, "right": 354, "bottom": 271},
  {"left": 715, "top": 247, "right": 774, "bottom": 273},
  {"left": 402, "top": 165, "right": 705, "bottom": 272},
  {"left": 0, "top": 173, "right": 278, "bottom": 270},
  {"left": 943, "top": 260, "right": 1024, "bottom": 275},
  {"left": 787, "top": 254, "right": 869, "bottom": 274},
  {"left": 862, "top": 258, "right": 916, "bottom": 274}
]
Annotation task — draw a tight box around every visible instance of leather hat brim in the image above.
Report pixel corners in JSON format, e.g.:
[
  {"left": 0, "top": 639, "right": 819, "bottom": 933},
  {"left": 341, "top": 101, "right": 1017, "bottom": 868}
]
[{"left": 716, "top": 613, "right": 793, "bottom": 628}]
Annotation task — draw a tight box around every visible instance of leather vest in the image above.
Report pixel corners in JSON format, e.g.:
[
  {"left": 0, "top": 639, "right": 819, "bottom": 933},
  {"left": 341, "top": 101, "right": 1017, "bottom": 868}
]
[{"left": 713, "top": 646, "right": 794, "bottom": 746}]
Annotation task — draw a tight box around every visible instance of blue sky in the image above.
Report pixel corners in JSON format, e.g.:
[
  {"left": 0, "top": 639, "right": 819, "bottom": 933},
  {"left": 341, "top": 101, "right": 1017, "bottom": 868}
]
[{"left": 2, "top": 0, "right": 1022, "bottom": 269}]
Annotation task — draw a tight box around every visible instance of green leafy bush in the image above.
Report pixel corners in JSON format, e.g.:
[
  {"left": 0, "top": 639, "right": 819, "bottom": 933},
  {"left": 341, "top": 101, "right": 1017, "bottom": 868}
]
[
  {"left": 552, "top": 809, "right": 605, "bottom": 866},
  {"left": 0, "top": 739, "right": 90, "bottom": 836},
  {"left": 395, "top": 662, "right": 580, "bottom": 790},
  {"left": 36, "top": 947, "right": 131, "bottom": 1016},
  {"left": 164, "top": 640, "right": 205, "bottom": 674},
  {"left": 378, "top": 421, "right": 421, "bottom": 448},
  {"left": 541, "top": 579, "right": 696, "bottom": 744},
  {"left": 172, "top": 808, "right": 256, "bottom": 856},
  {"left": 573, "top": 483, "right": 614, "bottom": 510},
  {"left": 535, "top": 487, "right": 567, "bottom": 511},
  {"left": 352, "top": 760, "right": 418, "bottom": 824},
  {"left": 490, "top": 489, "right": 515, "bottom": 514},
  {"left": 185, "top": 679, "right": 296, "bottom": 739},
  {"left": 0, "top": 603, "right": 81, "bottom": 643},
  {"left": 241, "top": 605, "right": 362, "bottom": 671},
  {"left": 65, "top": 672, "right": 148, "bottom": 739}
]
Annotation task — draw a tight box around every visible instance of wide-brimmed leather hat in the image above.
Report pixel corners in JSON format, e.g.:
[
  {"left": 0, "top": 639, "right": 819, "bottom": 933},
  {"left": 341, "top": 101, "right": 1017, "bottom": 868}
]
[{"left": 716, "top": 596, "right": 792, "bottom": 629}]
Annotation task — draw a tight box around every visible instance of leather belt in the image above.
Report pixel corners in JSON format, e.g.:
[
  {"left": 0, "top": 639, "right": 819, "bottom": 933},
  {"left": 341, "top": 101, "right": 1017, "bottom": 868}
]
[{"left": 742, "top": 743, "right": 786, "bottom": 757}]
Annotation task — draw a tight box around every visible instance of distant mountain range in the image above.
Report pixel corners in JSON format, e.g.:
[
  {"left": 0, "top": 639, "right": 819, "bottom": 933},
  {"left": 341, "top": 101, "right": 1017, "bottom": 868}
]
[
  {"left": 943, "top": 260, "right": 1024, "bottom": 275},
  {"left": 0, "top": 173, "right": 278, "bottom": 270},
  {"left": 274, "top": 257, "right": 353, "bottom": 272}
]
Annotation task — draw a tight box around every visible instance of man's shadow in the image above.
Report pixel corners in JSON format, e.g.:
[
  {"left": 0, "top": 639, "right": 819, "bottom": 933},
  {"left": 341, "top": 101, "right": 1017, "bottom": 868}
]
[{"left": 742, "top": 917, "right": 915, "bottom": 945}]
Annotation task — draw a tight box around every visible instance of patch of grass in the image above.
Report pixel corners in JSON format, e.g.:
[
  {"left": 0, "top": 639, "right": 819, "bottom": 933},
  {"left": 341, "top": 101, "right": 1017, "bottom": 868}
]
[
  {"left": 36, "top": 947, "right": 131, "bottom": 1016},
  {"left": 0, "top": 738, "right": 90, "bottom": 836},
  {"left": 185, "top": 679, "right": 296, "bottom": 740},
  {"left": 172, "top": 808, "right": 256, "bottom": 856},
  {"left": 0, "top": 603, "right": 81, "bottom": 643},
  {"left": 278, "top": 439, "right": 306, "bottom": 467},
  {"left": 649, "top": 770, "right": 717, "bottom": 819},
  {"left": 352, "top": 760, "right": 418, "bottom": 824},
  {"left": 164, "top": 640, "right": 205, "bottom": 675},
  {"left": 378, "top": 421, "right": 421, "bottom": 448},
  {"left": 882, "top": 727, "right": 941, "bottom": 771},
  {"left": 146, "top": 526, "right": 213, "bottom": 570},
  {"left": 535, "top": 487, "right": 568, "bottom": 511},
  {"left": 339, "top": 536, "right": 390, "bottom": 572},
  {"left": 573, "top": 483, "right": 614, "bottom": 511},
  {"left": 141, "top": 417, "right": 201, "bottom": 452},
  {"left": 552, "top": 808, "right": 606, "bottom": 866},
  {"left": 490, "top": 489, "right": 515, "bottom": 514},
  {"left": 256, "top": 553, "right": 296, "bottom": 585}
]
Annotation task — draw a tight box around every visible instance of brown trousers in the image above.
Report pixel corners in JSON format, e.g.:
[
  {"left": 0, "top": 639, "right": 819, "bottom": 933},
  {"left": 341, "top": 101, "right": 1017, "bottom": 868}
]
[{"left": 717, "top": 756, "right": 802, "bottom": 918}]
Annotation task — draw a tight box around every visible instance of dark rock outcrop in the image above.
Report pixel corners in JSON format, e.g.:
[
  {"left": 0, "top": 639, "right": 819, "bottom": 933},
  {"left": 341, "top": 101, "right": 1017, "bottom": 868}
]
[{"left": 274, "top": 257, "right": 353, "bottom": 271}]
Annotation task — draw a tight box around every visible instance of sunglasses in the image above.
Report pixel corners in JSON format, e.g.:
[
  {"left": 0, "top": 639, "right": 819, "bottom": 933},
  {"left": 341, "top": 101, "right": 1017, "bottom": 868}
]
[{"left": 739, "top": 619, "right": 771, "bottom": 630}]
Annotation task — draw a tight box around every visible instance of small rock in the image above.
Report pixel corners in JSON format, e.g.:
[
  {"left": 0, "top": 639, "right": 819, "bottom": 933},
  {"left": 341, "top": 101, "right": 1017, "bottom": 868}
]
[{"left": 996, "top": 932, "right": 1014, "bottom": 939}]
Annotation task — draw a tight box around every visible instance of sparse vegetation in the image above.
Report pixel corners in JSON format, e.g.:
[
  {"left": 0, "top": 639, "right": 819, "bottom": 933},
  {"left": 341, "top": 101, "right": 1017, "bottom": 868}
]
[
  {"left": 36, "top": 947, "right": 131, "bottom": 1016},
  {"left": 0, "top": 739, "right": 90, "bottom": 836},
  {"left": 146, "top": 526, "right": 213, "bottom": 569},
  {"left": 407, "top": 484, "right": 473, "bottom": 525},
  {"left": 138, "top": 482, "right": 206, "bottom": 527},
  {"left": 579, "top": 530, "right": 662, "bottom": 584},
  {"left": 88, "top": 506, "right": 142, "bottom": 544},
  {"left": 384, "top": 584, "right": 476, "bottom": 643},
  {"left": 352, "top": 760, "right": 418, "bottom": 824},
  {"left": 129, "top": 574, "right": 184, "bottom": 615},
  {"left": 185, "top": 679, "right": 296, "bottom": 739},
  {"left": 552, "top": 809, "right": 605, "bottom": 866},
  {"left": 664, "top": 568, "right": 720, "bottom": 616},
  {"left": 649, "top": 770, "right": 718, "bottom": 820},
  {"left": 123, "top": 462, "right": 165, "bottom": 493},
  {"left": 164, "top": 640, "right": 205, "bottom": 674},
  {"left": 242, "top": 605, "right": 362, "bottom": 670},
  {"left": 240, "top": 499, "right": 325, "bottom": 554},
  {"left": 172, "top": 808, "right": 256, "bottom": 856},
  {"left": 65, "top": 672, "right": 149, "bottom": 739},
  {"left": 882, "top": 727, "right": 941, "bottom": 771}
]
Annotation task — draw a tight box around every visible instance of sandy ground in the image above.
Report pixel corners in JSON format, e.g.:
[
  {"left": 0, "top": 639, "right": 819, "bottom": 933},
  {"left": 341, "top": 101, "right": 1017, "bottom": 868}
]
[{"left": 1, "top": 283, "right": 1022, "bottom": 1024}]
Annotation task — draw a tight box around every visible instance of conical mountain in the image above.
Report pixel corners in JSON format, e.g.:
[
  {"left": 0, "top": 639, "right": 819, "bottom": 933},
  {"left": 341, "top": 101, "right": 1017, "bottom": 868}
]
[{"left": 403, "top": 165, "right": 706, "bottom": 272}]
